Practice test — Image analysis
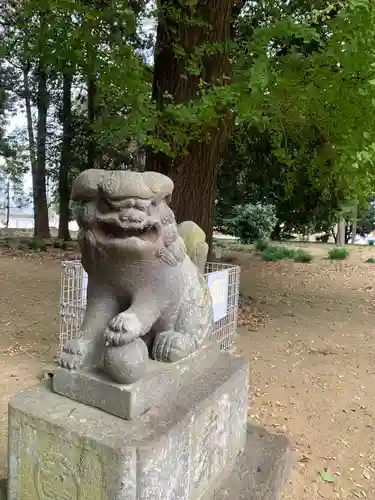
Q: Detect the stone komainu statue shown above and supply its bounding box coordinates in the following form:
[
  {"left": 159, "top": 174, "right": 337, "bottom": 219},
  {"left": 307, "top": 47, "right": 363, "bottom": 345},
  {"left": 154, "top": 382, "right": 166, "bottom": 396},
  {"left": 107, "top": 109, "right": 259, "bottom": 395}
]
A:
[{"left": 59, "top": 169, "right": 213, "bottom": 384}]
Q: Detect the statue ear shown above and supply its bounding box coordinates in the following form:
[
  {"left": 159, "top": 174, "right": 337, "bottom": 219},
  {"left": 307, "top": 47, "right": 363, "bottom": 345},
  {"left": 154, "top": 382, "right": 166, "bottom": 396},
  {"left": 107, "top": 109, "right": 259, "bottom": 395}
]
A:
[{"left": 71, "top": 169, "right": 107, "bottom": 202}]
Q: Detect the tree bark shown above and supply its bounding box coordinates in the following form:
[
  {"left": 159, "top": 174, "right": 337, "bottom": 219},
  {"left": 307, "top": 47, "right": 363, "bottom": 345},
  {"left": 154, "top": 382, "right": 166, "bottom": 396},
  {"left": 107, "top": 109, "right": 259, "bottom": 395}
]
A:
[
  {"left": 351, "top": 200, "right": 358, "bottom": 244},
  {"left": 87, "top": 75, "right": 97, "bottom": 169},
  {"left": 5, "top": 181, "right": 10, "bottom": 228},
  {"left": 32, "top": 61, "right": 51, "bottom": 238},
  {"left": 23, "top": 65, "right": 37, "bottom": 183},
  {"left": 337, "top": 217, "right": 346, "bottom": 245},
  {"left": 147, "top": 0, "right": 239, "bottom": 248},
  {"left": 23, "top": 64, "right": 50, "bottom": 238},
  {"left": 86, "top": 12, "right": 99, "bottom": 171},
  {"left": 58, "top": 71, "right": 73, "bottom": 240}
]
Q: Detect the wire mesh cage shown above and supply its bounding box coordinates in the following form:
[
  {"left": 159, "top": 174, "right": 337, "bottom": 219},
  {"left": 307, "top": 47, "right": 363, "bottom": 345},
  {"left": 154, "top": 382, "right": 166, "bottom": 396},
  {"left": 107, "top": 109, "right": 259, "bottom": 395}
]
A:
[{"left": 59, "top": 260, "right": 240, "bottom": 353}]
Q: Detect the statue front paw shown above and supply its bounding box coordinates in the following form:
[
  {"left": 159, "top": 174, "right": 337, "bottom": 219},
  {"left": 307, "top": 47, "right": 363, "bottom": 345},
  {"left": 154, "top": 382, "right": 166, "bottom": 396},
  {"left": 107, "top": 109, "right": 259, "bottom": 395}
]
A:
[
  {"left": 105, "top": 312, "right": 143, "bottom": 347},
  {"left": 152, "top": 331, "right": 192, "bottom": 363},
  {"left": 58, "top": 339, "right": 92, "bottom": 370}
]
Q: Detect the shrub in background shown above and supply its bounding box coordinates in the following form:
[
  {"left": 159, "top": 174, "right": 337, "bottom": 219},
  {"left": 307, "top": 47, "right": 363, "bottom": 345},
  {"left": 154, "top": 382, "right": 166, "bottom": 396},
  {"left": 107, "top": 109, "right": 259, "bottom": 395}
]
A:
[
  {"left": 328, "top": 247, "right": 349, "bottom": 260},
  {"left": 228, "top": 203, "right": 277, "bottom": 244},
  {"left": 293, "top": 250, "right": 313, "bottom": 263},
  {"left": 261, "top": 245, "right": 313, "bottom": 263},
  {"left": 255, "top": 238, "right": 269, "bottom": 251},
  {"left": 28, "top": 238, "right": 47, "bottom": 251},
  {"left": 261, "top": 245, "right": 296, "bottom": 261}
]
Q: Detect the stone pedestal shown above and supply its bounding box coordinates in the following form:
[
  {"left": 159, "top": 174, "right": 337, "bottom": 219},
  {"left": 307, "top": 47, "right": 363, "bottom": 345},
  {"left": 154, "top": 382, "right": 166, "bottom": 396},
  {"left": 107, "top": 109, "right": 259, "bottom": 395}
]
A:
[
  {"left": 7, "top": 344, "right": 294, "bottom": 500},
  {"left": 8, "top": 349, "right": 249, "bottom": 500},
  {"left": 52, "top": 342, "right": 223, "bottom": 420}
]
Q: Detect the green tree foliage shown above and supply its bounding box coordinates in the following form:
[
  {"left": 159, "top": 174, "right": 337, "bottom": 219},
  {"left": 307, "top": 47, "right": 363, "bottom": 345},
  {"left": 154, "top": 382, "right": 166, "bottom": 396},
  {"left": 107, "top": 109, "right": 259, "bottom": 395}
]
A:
[
  {"left": 216, "top": 123, "right": 344, "bottom": 236},
  {"left": 2, "top": 0, "right": 375, "bottom": 241},
  {"left": 248, "top": 1, "right": 375, "bottom": 203},
  {"left": 216, "top": 1, "right": 375, "bottom": 238},
  {"left": 356, "top": 200, "right": 375, "bottom": 236}
]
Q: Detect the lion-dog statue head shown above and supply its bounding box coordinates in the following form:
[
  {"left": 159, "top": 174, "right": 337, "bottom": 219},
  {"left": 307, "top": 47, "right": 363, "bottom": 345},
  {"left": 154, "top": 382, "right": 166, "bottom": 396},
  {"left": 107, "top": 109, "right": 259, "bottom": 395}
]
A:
[{"left": 71, "top": 169, "right": 188, "bottom": 269}]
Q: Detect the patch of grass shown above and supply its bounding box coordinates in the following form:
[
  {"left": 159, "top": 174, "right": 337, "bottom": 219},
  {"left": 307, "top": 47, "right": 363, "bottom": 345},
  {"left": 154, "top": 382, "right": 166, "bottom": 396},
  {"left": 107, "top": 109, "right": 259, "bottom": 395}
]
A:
[
  {"left": 235, "top": 243, "right": 253, "bottom": 252},
  {"left": 261, "top": 245, "right": 313, "bottom": 263},
  {"left": 261, "top": 248, "right": 283, "bottom": 261},
  {"left": 26, "top": 238, "right": 48, "bottom": 252},
  {"left": 328, "top": 247, "right": 349, "bottom": 260},
  {"left": 261, "top": 245, "right": 297, "bottom": 261},
  {"left": 255, "top": 238, "right": 269, "bottom": 252},
  {"left": 293, "top": 250, "right": 313, "bottom": 263},
  {"left": 280, "top": 246, "right": 299, "bottom": 259},
  {"left": 366, "top": 257, "right": 375, "bottom": 264},
  {"left": 52, "top": 239, "right": 68, "bottom": 250},
  {"left": 0, "top": 237, "right": 11, "bottom": 247},
  {"left": 16, "top": 242, "right": 29, "bottom": 251}
]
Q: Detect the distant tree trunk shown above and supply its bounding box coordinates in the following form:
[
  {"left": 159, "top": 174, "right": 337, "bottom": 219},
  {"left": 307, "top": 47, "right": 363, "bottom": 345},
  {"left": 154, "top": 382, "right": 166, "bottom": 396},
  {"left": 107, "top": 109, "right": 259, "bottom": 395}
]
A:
[
  {"left": 147, "top": 0, "right": 241, "bottom": 248},
  {"left": 23, "top": 65, "right": 37, "bottom": 181},
  {"left": 345, "top": 223, "right": 351, "bottom": 244},
  {"left": 5, "top": 181, "right": 10, "bottom": 228},
  {"left": 351, "top": 200, "right": 358, "bottom": 244},
  {"left": 351, "top": 219, "right": 357, "bottom": 243},
  {"left": 337, "top": 217, "right": 346, "bottom": 245},
  {"left": 58, "top": 71, "right": 73, "bottom": 241},
  {"left": 272, "top": 223, "right": 282, "bottom": 240},
  {"left": 31, "top": 61, "right": 51, "bottom": 239}
]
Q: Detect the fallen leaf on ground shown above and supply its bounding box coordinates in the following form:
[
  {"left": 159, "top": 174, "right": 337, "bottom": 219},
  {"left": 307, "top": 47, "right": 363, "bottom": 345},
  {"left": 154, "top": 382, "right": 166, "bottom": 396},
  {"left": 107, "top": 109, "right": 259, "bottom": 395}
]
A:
[{"left": 318, "top": 470, "right": 336, "bottom": 483}]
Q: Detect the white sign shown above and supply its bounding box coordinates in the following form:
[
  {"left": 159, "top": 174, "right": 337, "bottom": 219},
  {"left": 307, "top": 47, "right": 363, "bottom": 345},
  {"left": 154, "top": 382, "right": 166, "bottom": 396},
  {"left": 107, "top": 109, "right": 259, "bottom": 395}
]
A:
[
  {"left": 207, "top": 270, "right": 229, "bottom": 322},
  {"left": 81, "top": 270, "right": 88, "bottom": 306}
]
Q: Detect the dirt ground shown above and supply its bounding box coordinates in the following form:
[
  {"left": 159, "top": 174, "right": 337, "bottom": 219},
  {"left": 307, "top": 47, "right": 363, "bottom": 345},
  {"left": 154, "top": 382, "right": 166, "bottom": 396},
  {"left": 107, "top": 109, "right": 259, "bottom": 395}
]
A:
[
  {"left": 235, "top": 244, "right": 375, "bottom": 500},
  {"left": 0, "top": 244, "right": 375, "bottom": 500}
]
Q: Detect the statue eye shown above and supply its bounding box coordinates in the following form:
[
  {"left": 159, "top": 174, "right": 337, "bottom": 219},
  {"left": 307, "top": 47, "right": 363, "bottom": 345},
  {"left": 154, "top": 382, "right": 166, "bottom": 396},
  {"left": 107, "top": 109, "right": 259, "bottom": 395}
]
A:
[{"left": 98, "top": 198, "right": 111, "bottom": 213}]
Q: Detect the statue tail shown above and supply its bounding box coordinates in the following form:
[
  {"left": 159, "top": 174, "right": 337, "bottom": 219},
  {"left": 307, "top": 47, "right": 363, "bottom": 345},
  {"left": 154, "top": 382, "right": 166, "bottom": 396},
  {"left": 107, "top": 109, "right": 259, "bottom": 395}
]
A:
[{"left": 177, "top": 221, "right": 209, "bottom": 274}]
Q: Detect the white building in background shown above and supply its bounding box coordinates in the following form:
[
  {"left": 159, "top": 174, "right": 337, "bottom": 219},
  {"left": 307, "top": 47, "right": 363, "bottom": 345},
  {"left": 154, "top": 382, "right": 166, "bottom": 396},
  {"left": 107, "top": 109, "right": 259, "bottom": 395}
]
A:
[
  {"left": 0, "top": 204, "right": 79, "bottom": 232},
  {"left": 0, "top": 205, "right": 35, "bottom": 229}
]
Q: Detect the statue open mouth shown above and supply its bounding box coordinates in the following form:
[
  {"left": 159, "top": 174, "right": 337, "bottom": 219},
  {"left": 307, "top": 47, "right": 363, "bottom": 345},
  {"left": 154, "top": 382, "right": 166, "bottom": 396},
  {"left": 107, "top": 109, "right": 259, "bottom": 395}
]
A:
[{"left": 102, "top": 222, "right": 160, "bottom": 243}]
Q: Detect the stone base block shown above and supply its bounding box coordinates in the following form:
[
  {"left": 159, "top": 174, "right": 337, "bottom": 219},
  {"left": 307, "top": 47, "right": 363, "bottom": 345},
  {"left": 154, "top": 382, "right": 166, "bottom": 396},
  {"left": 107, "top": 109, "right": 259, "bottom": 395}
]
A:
[
  {"left": 4, "top": 423, "right": 294, "bottom": 500},
  {"left": 208, "top": 425, "right": 294, "bottom": 500},
  {"left": 8, "top": 350, "right": 248, "bottom": 500},
  {"left": 52, "top": 341, "right": 222, "bottom": 420}
]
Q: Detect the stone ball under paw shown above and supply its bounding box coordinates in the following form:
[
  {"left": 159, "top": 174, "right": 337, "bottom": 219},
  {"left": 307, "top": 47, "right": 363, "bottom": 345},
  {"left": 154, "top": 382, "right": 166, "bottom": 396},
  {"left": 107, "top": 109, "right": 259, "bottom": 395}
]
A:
[{"left": 103, "top": 338, "right": 149, "bottom": 384}]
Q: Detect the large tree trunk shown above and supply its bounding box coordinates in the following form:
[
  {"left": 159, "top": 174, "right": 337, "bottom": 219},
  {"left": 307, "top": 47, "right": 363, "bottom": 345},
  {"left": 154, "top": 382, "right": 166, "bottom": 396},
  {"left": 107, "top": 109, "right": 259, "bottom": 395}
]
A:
[
  {"left": 58, "top": 71, "right": 73, "bottom": 241},
  {"left": 87, "top": 75, "right": 97, "bottom": 169},
  {"left": 147, "top": 0, "right": 239, "bottom": 247},
  {"left": 33, "top": 61, "right": 51, "bottom": 238},
  {"left": 86, "top": 18, "right": 98, "bottom": 171},
  {"left": 148, "top": 135, "right": 229, "bottom": 248}
]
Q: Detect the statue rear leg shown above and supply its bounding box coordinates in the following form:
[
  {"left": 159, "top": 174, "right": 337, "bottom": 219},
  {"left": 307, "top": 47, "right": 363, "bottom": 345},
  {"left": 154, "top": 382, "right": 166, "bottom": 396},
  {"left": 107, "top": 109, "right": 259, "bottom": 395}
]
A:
[
  {"left": 152, "top": 282, "right": 213, "bottom": 363},
  {"left": 151, "top": 331, "right": 198, "bottom": 362}
]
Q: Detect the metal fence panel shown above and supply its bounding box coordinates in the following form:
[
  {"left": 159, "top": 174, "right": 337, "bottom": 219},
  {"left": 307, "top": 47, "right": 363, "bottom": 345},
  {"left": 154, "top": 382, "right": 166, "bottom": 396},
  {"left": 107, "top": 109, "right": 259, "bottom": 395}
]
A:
[{"left": 60, "top": 260, "right": 240, "bottom": 353}]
